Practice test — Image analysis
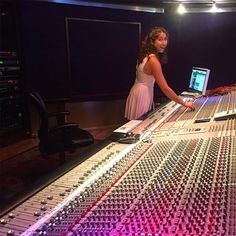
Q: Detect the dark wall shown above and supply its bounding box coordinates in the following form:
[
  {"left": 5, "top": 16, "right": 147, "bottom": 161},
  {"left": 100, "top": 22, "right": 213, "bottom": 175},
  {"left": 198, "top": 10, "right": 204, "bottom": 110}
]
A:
[
  {"left": 161, "top": 13, "right": 236, "bottom": 95},
  {"left": 67, "top": 18, "right": 140, "bottom": 100},
  {"left": 18, "top": 1, "right": 142, "bottom": 100},
  {"left": 17, "top": 1, "right": 236, "bottom": 100},
  {"left": 0, "top": 1, "right": 18, "bottom": 51}
]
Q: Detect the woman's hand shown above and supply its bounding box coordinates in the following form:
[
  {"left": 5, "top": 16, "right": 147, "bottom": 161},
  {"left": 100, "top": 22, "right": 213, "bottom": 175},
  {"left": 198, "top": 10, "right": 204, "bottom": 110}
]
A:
[{"left": 184, "top": 101, "right": 196, "bottom": 111}]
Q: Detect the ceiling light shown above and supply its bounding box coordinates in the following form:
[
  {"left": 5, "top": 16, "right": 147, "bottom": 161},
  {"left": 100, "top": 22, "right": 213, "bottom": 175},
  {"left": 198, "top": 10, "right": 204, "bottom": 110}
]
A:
[
  {"left": 210, "top": 2, "right": 218, "bottom": 13},
  {"left": 177, "top": 3, "right": 186, "bottom": 14}
]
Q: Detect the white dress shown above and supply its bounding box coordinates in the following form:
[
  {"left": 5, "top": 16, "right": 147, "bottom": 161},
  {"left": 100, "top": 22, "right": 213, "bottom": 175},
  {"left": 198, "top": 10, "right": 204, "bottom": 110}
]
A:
[{"left": 125, "top": 55, "right": 155, "bottom": 120}]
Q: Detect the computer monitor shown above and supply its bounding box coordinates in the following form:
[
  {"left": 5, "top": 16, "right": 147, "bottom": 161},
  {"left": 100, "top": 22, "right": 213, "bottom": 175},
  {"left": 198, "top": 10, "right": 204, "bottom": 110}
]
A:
[{"left": 188, "top": 67, "right": 210, "bottom": 95}]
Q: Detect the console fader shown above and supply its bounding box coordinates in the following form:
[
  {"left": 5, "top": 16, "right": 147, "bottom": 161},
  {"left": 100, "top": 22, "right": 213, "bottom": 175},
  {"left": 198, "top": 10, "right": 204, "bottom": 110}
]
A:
[{"left": 0, "top": 92, "right": 236, "bottom": 236}]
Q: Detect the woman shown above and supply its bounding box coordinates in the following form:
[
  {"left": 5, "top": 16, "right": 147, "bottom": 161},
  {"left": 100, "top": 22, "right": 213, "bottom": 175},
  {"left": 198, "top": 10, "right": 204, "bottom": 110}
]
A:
[{"left": 125, "top": 26, "right": 195, "bottom": 120}]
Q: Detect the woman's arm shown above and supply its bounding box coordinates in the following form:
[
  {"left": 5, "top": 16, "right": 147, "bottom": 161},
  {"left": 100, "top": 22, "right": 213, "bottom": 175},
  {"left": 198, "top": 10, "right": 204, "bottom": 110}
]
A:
[{"left": 148, "top": 56, "right": 195, "bottom": 110}]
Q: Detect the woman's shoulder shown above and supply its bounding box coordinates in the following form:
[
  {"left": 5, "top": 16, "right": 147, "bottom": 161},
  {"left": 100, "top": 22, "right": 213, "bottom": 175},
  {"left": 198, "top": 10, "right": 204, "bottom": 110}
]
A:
[
  {"left": 148, "top": 53, "right": 156, "bottom": 57},
  {"left": 143, "top": 54, "right": 157, "bottom": 63},
  {"left": 147, "top": 54, "right": 161, "bottom": 70},
  {"left": 148, "top": 54, "right": 159, "bottom": 63},
  {"left": 139, "top": 54, "right": 157, "bottom": 68}
]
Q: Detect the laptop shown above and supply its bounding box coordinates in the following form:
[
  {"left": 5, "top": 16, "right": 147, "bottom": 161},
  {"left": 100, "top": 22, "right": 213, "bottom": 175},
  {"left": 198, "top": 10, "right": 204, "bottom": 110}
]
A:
[{"left": 181, "top": 67, "right": 210, "bottom": 98}]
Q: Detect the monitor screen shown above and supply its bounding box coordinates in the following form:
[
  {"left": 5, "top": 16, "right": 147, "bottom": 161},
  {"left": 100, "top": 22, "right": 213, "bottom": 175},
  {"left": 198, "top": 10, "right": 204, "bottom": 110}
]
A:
[{"left": 188, "top": 67, "right": 210, "bottom": 95}]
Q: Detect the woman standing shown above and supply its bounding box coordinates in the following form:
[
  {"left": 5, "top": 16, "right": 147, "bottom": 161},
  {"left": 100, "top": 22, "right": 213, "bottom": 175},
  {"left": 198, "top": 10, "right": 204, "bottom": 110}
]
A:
[{"left": 125, "top": 26, "right": 195, "bottom": 120}]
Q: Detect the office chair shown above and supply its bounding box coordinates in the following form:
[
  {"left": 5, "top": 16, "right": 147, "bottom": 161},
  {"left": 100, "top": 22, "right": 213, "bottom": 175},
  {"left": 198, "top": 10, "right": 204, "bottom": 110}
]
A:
[{"left": 26, "top": 90, "right": 94, "bottom": 163}]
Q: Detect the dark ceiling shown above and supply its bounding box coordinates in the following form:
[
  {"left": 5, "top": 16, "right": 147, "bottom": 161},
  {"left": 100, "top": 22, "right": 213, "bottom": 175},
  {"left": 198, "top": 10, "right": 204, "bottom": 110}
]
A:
[{"left": 77, "top": 0, "right": 236, "bottom": 13}]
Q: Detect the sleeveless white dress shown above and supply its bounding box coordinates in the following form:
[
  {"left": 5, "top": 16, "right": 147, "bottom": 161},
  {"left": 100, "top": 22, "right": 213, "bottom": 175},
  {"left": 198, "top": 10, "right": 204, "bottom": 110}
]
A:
[{"left": 125, "top": 55, "right": 155, "bottom": 120}]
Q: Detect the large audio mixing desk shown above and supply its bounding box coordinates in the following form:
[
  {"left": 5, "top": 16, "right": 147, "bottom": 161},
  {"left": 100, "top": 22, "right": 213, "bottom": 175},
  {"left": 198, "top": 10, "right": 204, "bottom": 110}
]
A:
[{"left": 0, "top": 92, "right": 236, "bottom": 236}]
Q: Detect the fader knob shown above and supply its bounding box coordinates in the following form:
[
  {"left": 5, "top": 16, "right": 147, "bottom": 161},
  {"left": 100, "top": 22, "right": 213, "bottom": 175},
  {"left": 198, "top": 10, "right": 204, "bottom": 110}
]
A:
[
  {"left": 7, "top": 230, "right": 14, "bottom": 236},
  {"left": 41, "top": 200, "right": 47, "bottom": 204},
  {"left": 8, "top": 213, "right": 15, "bottom": 219},
  {"left": 40, "top": 206, "right": 47, "bottom": 211},
  {"left": 34, "top": 211, "right": 41, "bottom": 217},
  {"left": 41, "top": 224, "right": 47, "bottom": 231}
]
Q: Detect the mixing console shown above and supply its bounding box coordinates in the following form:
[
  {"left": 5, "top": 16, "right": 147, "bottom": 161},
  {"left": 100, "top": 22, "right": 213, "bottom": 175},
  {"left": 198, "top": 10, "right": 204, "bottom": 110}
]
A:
[{"left": 0, "top": 92, "right": 236, "bottom": 236}]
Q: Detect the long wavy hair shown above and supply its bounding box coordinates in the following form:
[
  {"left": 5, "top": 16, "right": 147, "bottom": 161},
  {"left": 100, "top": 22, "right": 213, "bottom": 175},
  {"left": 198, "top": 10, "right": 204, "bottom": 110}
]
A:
[{"left": 137, "top": 26, "right": 168, "bottom": 65}]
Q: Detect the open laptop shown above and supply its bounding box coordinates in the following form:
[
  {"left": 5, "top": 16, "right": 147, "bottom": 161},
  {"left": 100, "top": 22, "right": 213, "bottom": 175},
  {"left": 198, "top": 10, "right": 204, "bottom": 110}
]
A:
[{"left": 181, "top": 67, "right": 210, "bottom": 98}]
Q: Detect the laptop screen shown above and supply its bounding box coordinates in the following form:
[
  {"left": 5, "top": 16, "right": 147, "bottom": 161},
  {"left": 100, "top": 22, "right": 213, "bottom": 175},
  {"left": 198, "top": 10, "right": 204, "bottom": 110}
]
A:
[{"left": 188, "top": 67, "right": 210, "bottom": 95}]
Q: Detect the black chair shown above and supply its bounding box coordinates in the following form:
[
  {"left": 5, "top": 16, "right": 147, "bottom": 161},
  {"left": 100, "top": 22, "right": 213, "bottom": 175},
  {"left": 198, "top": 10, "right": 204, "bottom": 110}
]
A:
[{"left": 26, "top": 90, "right": 94, "bottom": 163}]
